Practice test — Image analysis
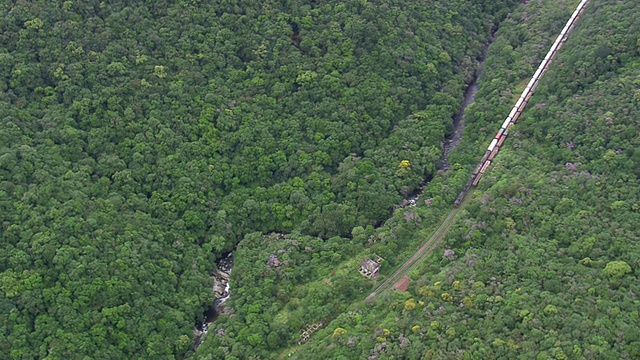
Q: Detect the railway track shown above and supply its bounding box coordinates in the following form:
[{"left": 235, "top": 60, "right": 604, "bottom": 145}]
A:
[
  {"left": 366, "top": 0, "right": 589, "bottom": 301},
  {"left": 366, "top": 195, "right": 468, "bottom": 301},
  {"left": 289, "top": 1, "right": 591, "bottom": 351}
]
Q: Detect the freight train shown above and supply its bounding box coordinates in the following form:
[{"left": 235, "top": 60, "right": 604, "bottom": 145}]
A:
[{"left": 453, "top": 0, "right": 589, "bottom": 208}]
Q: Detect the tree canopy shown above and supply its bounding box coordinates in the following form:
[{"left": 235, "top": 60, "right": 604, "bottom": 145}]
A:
[
  {"left": 0, "top": 0, "right": 519, "bottom": 358},
  {"left": 261, "top": 0, "right": 640, "bottom": 358}
]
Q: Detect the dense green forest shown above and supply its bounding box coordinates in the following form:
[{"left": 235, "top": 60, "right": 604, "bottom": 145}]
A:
[
  {"left": 2, "top": 0, "right": 637, "bottom": 359},
  {"left": 210, "top": 0, "right": 639, "bottom": 358},
  {"left": 0, "top": 0, "right": 523, "bottom": 358}
]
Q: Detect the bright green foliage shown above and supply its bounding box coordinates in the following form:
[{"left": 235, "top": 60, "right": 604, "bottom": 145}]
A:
[
  {"left": 0, "top": 0, "right": 519, "bottom": 357},
  {"left": 269, "top": 0, "right": 640, "bottom": 359},
  {"left": 544, "top": 305, "right": 558, "bottom": 315},
  {"left": 2, "top": 0, "right": 637, "bottom": 358},
  {"left": 603, "top": 261, "right": 632, "bottom": 278},
  {"left": 403, "top": 299, "right": 416, "bottom": 311},
  {"left": 332, "top": 327, "right": 347, "bottom": 338},
  {"left": 195, "top": 232, "right": 369, "bottom": 358}
]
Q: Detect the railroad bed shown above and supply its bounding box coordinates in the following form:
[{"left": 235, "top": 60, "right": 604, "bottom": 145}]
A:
[{"left": 369, "top": 0, "right": 590, "bottom": 301}]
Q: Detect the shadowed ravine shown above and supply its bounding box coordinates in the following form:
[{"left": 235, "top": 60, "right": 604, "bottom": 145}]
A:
[
  {"left": 440, "top": 81, "right": 478, "bottom": 171},
  {"left": 193, "top": 35, "right": 493, "bottom": 348}
]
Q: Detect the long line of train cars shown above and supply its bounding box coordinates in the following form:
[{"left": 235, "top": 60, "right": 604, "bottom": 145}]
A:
[{"left": 454, "top": 0, "right": 589, "bottom": 207}]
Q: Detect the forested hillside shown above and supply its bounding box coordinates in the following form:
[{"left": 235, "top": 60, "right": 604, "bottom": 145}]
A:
[
  {"left": 0, "top": 0, "right": 520, "bottom": 358},
  {"left": 265, "top": 0, "right": 639, "bottom": 358}
]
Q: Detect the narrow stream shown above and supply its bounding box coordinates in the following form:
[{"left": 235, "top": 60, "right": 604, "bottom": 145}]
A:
[
  {"left": 404, "top": 50, "right": 487, "bottom": 205},
  {"left": 403, "top": 77, "right": 480, "bottom": 206},
  {"left": 440, "top": 33, "right": 493, "bottom": 171},
  {"left": 192, "top": 33, "right": 495, "bottom": 348},
  {"left": 439, "top": 81, "right": 479, "bottom": 171},
  {"left": 402, "top": 31, "right": 496, "bottom": 207},
  {"left": 193, "top": 253, "right": 233, "bottom": 348}
]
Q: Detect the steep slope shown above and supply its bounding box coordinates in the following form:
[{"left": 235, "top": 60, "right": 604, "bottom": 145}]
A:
[
  {"left": 0, "top": 1, "right": 518, "bottom": 358},
  {"left": 272, "top": 0, "right": 640, "bottom": 359}
]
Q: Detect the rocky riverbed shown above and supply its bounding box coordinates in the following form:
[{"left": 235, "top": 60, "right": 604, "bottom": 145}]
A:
[
  {"left": 192, "top": 32, "right": 495, "bottom": 348},
  {"left": 193, "top": 253, "right": 233, "bottom": 348}
]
